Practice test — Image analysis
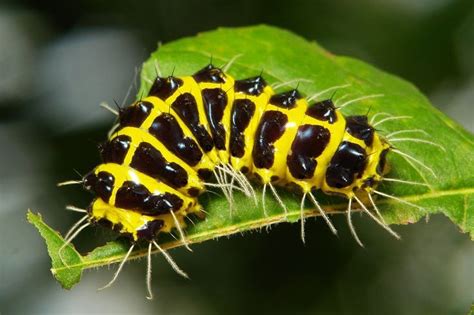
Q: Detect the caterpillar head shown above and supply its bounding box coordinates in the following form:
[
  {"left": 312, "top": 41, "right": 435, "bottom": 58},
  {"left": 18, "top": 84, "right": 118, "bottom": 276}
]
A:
[{"left": 81, "top": 168, "right": 191, "bottom": 241}]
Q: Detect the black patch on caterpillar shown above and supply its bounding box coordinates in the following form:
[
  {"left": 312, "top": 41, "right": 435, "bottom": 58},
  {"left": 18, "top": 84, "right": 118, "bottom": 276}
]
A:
[
  {"left": 149, "top": 113, "right": 203, "bottom": 166},
  {"left": 130, "top": 142, "right": 188, "bottom": 189},
  {"left": 83, "top": 171, "right": 115, "bottom": 203},
  {"left": 253, "top": 110, "right": 288, "bottom": 169},
  {"left": 306, "top": 100, "right": 337, "bottom": 124},
  {"left": 377, "top": 148, "right": 390, "bottom": 175},
  {"left": 326, "top": 141, "right": 367, "bottom": 188},
  {"left": 115, "top": 180, "right": 150, "bottom": 210},
  {"left": 287, "top": 154, "right": 317, "bottom": 180},
  {"left": 137, "top": 219, "right": 165, "bottom": 241},
  {"left": 287, "top": 125, "right": 331, "bottom": 179},
  {"left": 148, "top": 76, "right": 183, "bottom": 100},
  {"left": 115, "top": 181, "right": 183, "bottom": 215},
  {"left": 143, "top": 193, "right": 184, "bottom": 215},
  {"left": 269, "top": 89, "right": 301, "bottom": 109},
  {"left": 99, "top": 135, "right": 131, "bottom": 164},
  {"left": 95, "top": 217, "right": 114, "bottom": 230},
  {"left": 187, "top": 187, "right": 200, "bottom": 197},
  {"left": 95, "top": 172, "right": 114, "bottom": 203},
  {"left": 193, "top": 64, "right": 226, "bottom": 83},
  {"left": 202, "top": 88, "right": 228, "bottom": 150},
  {"left": 362, "top": 176, "right": 378, "bottom": 188},
  {"left": 234, "top": 76, "right": 267, "bottom": 96},
  {"left": 171, "top": 93, "right": 214, "bottom": 152},
  {"left": 197, "top": 168, "right": 212, "bottom": 180},
  {"left": 230, "top": 99, "right": 256, "bottom": 158},
  {"left": 346, "top": 115, "right": 374, "bottom": 146},
  {"left": 119, "top": 101, "right": 153, "bottom": 127}
]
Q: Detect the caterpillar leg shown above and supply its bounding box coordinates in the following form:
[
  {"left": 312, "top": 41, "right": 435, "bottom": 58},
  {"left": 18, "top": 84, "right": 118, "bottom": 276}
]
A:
[
  {"left": 385, "top": 128, "right": 429, "bottom": 138},
  {"left": 372, "top": 115, "right": 412, "bottom": 127},
  {"left": 212, "top": 168, "right": 234, "bottom": 212},
  {"left": 373, "top": 190, "right": 425, "bottom": 211},
  {"left": 214, "top": 164, "right": 258, "bottom": 206},
  {"left": 57, "top": 180, "right": 83, "bottom": 187},
  {"left": 347, "top": 193, "right": 404, "bottom": 247},
  {"left": 222, "top": 54, "right": 243, "bottom": 72},
  {"left": 337, "top": 94, "right": 384, "bottom": 109},
  {"left": 262, "top": 183, "right": 268, "bottom": 217},
  {"left": 391, "top": 149, "right": 436, "bottom": 178},
  {"left": 153, "top": 59, "right": 162, "bottom": 77},
  {"left": 146, "top": 240, "right": 189, "bottom": 300},
  {"left": 386, "top": 130, "right": 446, "bottom": 169},
  {"left": 64, "top": 214, "right": 88, "bottom": 239},
  {"left": 145, "top": 242, "right": 153, "bottom": 300},
  {"left": 58, "top": 220, "right": 91, "bottom": 267},
  {"left": 237, "top": 169, "right": 258, "bottom": 205},
  {"left": 346, "top": 198, "right": 364, "bottom": 247},
  {"left": 333, "top": 93, "right": 354, "bottom": 105},
  {"left": 389, "top": 138, "right": 445, "bottom": 152},
  {"left": 98, "top": 244, "right": 135, "bottom": 291},
  {"left": 169, "top": 210, "right": 192, "bottom": 252},
  {"left": 121, "top": 65, "right": 140, "bottom": 107},
  {"left": 65, "top": 205, "right": 88, "bottom": 213},
  {"left": 221, "top": 164, "right": 256, "bottom": 201},
  {"left": 271, "top": 78, "right": 313, "bottom": 90},
  {"left": 370, "top": 112, "right": 392, "bottom": 124},
  {"left": 99, "top": 102, "right": 119, "bottom": 115},
  {"left": 306, "top": 83, "right": 351, "bottom": 102},
  {"left": 299, "top": 191, "right": 338, "bottom": 243},
  {"left": 367, "top": 193, "right": 386, "bottom": 224},
  {"left": 100, "top": 65, "right": 139, "bottom": 117},
  {"left": 308, "top": 192, "right": 338, "bottom": 236},
  {"left": 382, "top": 177, "right": 430, "bottom": 187},
  {"left": 152, "top": 241, "right": 189, "bottom": 279},
  {"left": 268, "top": 182, "right": 288, "bottom": 218},
  {"left": 299, "top": 193, "right": 307, "bottom": 243},
  {"left": 204, "top": 182, "right": 248, "bottom": 194},
  {"left": 217, "top": 165, "right": 240, "bottom": 215},
  {"left": 353, "top": 195, "right": 400, "bottom": 240}
]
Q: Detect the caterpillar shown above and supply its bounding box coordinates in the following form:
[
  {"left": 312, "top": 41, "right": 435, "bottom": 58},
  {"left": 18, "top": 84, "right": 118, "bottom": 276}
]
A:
[{"left": 59, "top": 57, "right": 439, "bottom": 299}]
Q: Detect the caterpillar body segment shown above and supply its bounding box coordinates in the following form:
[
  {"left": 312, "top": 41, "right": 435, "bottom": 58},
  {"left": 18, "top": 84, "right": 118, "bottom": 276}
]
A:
[
  {"left": 89, "top": 198, "right": 186, "bottom": 240},
  {"left": 229, "top": 76, "right": 274, "bottom": 173},
  {"left": 109, "top": 126, "right": 205, "bottom": 195}
]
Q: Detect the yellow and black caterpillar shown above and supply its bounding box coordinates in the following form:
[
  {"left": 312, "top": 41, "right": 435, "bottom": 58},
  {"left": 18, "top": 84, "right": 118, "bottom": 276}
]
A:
[
  {"left": 61, "top": 62, "right": 432, "bottom": 298},
  {"left": 81, "top": 63, "right": 391, "bottom": 241}
]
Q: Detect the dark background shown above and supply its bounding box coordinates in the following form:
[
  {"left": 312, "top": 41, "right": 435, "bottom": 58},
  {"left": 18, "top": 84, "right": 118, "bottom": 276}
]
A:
[{"left": 0, "top": 0, "right": 473, "bottom": 314}]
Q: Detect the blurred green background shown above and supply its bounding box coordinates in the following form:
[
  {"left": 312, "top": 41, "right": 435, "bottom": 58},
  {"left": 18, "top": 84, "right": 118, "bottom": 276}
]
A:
[{"left": 0, "top": 0, "right": 473, "bottom": 314}]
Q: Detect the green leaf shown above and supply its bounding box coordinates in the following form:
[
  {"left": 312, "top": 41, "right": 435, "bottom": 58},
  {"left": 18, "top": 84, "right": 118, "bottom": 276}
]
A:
[
  {"left": 27, "top": 211, "right": 83, "bottom": 289},
  {"left": 29, "top": 25, "right": 474, "bottom": 289}
]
